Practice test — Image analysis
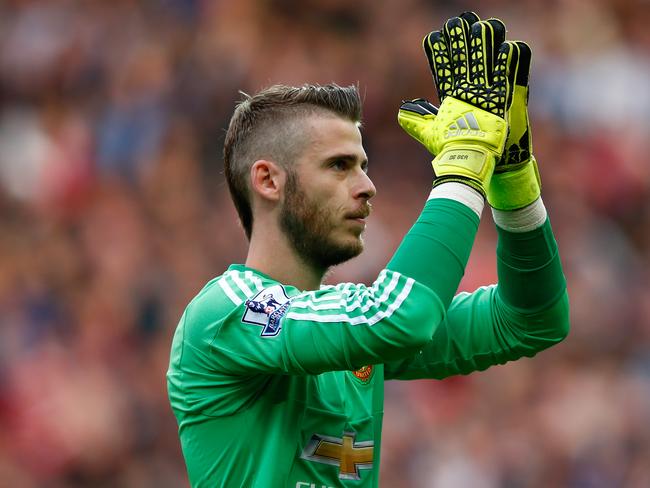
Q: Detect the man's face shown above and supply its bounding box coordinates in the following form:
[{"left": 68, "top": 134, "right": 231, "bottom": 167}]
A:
[{"left": 279, "top": 114, "right": 376, "bottom": 271}]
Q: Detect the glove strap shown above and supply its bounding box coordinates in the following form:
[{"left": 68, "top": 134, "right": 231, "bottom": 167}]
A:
[
  {"left": 432, "top": 146, "right": 495, "bottom": 197},
  {"left": 488, "top": 157, "right": 541, "bottom": 210}
]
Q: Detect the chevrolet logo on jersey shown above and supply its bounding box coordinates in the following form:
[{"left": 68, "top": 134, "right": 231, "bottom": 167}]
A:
[{"left": 300, "top": 431, "right": 374, "bottom": 480}]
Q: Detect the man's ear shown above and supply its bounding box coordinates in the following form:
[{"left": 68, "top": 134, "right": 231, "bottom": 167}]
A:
[{"left": 250, "top": 159, "right": 285, "bottom": 202}]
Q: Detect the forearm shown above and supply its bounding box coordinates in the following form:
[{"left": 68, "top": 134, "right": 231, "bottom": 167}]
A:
[
  {"left": 387, "top": 183, "right": 483, "bottom": 309},
  {"left": 493, "top": 198, "right": 567, "bottom": 310},
  {"left": 385, "top": 285, "right": 569, "bottom": 380},
  {"left": 204, "top": 185, "right": 486, "bottom": 377},
  {"left": 385, "top": 198, "right": 570, "bottom": 380},
  {"left": 289, "top": 186, "right": 485, "bottom": 374}
]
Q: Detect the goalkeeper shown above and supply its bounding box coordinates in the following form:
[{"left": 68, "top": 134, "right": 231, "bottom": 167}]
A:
[{"left": 167, "top": 12, "right": 569, "bottom": 488}]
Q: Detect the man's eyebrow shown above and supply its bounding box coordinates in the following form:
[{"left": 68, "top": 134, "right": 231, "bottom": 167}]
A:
[{"left": 326, "top": 154, "right": 369, "bottom": 168}]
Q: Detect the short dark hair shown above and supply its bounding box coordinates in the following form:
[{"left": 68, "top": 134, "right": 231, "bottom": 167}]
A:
[{"left": 223, "top": 83, "right": 362, "bottom": 239}]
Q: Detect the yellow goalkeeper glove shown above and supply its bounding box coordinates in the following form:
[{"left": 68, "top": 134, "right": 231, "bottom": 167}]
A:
[
  {"left": 487, "top": 41, "right": 542, "bottom": 210},
  {"left": 398, "top": 13, "right": 513, "bottom": 196}
]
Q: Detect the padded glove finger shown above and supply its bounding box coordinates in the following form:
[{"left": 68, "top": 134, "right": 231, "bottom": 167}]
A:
[
  {"left": 469, "top": 19, "right": 506, "bottom": 86},
  {"left": 423, "top": 12, "right": 479, "bottom": 102},
  {"left": 488, "top": 40, "right": 541, "bottom": 210}
]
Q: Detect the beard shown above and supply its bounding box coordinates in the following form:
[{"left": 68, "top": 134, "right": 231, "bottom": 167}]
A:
[{"left": 279, "top": 171, "right": 364, "bottom": 271}]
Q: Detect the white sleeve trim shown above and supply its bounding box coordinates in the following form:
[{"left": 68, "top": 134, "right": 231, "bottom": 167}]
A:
[
  {"left": 492, "top": 197, "right": 547, "bottom": 233},
  {"left": 427, "top": 182, "right": 484, "bottom": 218},
  {"left": 286, "top": 270, "right": 415, "bottom": 326}
]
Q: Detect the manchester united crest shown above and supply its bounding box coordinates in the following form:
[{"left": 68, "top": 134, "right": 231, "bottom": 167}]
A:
[{"left": 351, "top": 365, "right": 373, "bottom": 384}]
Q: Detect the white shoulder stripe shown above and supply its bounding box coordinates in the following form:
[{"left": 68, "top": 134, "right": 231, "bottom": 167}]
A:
[
  {"left": 291, "top": 269, "right": 400, "bottom": 314},
  {"left": 290, "top": 299, "right": 346, "bottom": 311},
  {"left": 354, "top": 271, "right": 400, "bottom": 314},
  {"left": 244, "top": 271, "right": 264, "bottom": 292},
  {"left": 230, "top": 270, "right": 254, "bottom": 297},
  {"left": 295, "top": 270, "right": 389, "bottom": 306},
  {"left": 368, "top": 277, "right": 414, "bottom": 325},
  {"left": 290, "top": 271, "right": 401, "bottom": 314},
  {"left": 286, "top": 277, "right": 414, "bottom": 325},
  {"left": 301, "top": 290, "right": 345, "bottom": 303},
  {"left": 218, "top": 277, "right": 243, "bottom": 305}
]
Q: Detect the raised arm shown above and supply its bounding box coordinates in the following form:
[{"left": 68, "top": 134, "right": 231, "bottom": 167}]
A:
[
  {"left": 385, "top": 203, "right": 569, "bottom": 380},
  {"left": 182, "top": 13, "right": 521, "bottom": 376},
  {"left": 388, "top": 13, "right": 569, "bottom": 380}
]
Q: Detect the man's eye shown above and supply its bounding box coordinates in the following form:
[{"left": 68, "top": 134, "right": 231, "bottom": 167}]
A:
[{"left": 331, "top": 160, "right": 347, "bottom": 170}]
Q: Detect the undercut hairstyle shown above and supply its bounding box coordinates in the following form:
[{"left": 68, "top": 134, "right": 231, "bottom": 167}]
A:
[{"left": 223, "top": 83, "right": 362, "bottom": 240}]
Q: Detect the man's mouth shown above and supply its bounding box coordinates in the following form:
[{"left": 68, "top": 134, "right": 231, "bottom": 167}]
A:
[
  {"left": 345, "top": 207, "right": 371, "bottom": 226},
  {"left": 345, "top": 204, "right": 372, "bottom": 221},
  {"left": 346, "top": 212, "right": 369, "bottom": 221}
]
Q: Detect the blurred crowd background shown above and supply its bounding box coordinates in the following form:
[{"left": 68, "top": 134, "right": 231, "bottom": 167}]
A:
[{"left": 0, "top": 0, "right": 649, "bottom": 486}]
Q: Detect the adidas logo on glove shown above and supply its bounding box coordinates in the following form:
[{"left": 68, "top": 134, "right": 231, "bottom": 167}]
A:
[{"left": 445, "top": 112, "right": 486, "bottom": 139}]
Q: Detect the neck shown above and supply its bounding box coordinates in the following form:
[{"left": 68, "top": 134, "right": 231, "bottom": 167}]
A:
[{"left": 246, "top": 224, "right": 325, "bottom": 291}]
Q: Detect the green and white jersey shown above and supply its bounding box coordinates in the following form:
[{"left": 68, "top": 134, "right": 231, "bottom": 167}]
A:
[
  {"left": 167, "top": 201, "right": 570, "bottom": 488},
  {"left": 167, "top": 265, "right": 442, "bottom": 488}
]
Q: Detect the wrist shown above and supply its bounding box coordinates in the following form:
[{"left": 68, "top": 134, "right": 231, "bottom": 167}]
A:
[
  {"left": 429, "top": 181, "right": 485, "bottom": 218},
  {"left": 432, "top": 145, "right": 498, "bottom": 197},
  {"left": 488, "top": 156, "right": 541, "bottom": 210},
  {"left": 492, "top": 197, "right": 547, "bottom": 233}
]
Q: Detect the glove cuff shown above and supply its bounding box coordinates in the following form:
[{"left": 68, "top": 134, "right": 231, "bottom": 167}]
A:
[
  {"left": 429, "top": 181, "right": 485, "bottom": 218},
  {"left": 488, "top": 156, "right": 541, "bottom": 210},
  {"left": 432, "top": 146, "right": 497, "bottom": 196},
  {"left": 432, "top": 175, "right": 487, "bottom": 197}
]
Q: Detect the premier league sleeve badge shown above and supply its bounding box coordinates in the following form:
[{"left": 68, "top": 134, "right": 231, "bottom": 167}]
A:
[{"left": 242, "top": 285, "right": 292, "bottom": 337}]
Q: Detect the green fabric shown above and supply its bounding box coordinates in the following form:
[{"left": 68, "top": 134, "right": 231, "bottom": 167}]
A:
[
  {"left": 168, "top": 266, "right": 437, "bottom": 487},
  {"left": 496, "top": 218, "right": 566, "bottom": 309},
  {"left": 387, "top": 197, "right": 480, "bottom": 308},
  {"left": 488, "top": 157, "right": 542, "bottom": 210},
  {"left": 384, "top": 286, "right": 569, "bottom": 380},
  {"left": 167, "top": 203, "right": 569, "bottom": 487},
  {"left": 384, "top": 218, "right": 569, "bottom": 380}
]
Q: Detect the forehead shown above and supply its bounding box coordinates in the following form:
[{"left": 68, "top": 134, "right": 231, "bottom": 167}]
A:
[{"left": 297, "top": 114, "right": 365, "bottom": 163}]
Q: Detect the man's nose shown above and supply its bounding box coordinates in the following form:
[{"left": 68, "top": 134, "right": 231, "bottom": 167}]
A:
[{"left": 354, "top": 170, "right": 377, "bottom": 200}]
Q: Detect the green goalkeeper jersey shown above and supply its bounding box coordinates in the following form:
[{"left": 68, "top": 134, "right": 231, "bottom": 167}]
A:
[{"left": 167, "top": 199, "right": 569, "bottom": 487}]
